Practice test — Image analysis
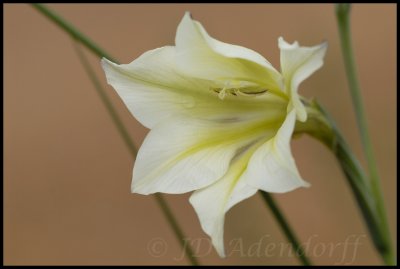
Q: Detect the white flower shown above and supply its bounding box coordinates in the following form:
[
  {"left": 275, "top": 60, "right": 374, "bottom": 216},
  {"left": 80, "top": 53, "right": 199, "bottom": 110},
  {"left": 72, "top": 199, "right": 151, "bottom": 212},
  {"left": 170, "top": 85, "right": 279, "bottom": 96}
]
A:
[{"left": 101, "top": 12, "right": 327, "bottom": 257}]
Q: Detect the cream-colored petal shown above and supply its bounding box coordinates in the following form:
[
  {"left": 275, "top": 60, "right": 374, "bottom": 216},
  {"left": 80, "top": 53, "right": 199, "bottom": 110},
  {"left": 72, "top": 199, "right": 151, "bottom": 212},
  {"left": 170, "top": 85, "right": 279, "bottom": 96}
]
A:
[
  {"left": 189, "top": 142, "right": 261, "bottom": 257},
  {"left": 244, "top": 110, "right": 310, "bottom": 192},
  {"left": 102, "top": 46, "right": 287, "bottom": 129},
  {"left": 189, "top": 112, "right": 308, "bottom": 257},
  {"left": 102, "top": 47, "right": 197, "bottom": 129},
  {"left": 132, "top": 114, "right": 281, "bottom": 195},
  {"left": 279, "top": 37, "right": 327, "bottom": 122},
  {"left": 175, "top": 12, "right": 283, "bottom": 93}
]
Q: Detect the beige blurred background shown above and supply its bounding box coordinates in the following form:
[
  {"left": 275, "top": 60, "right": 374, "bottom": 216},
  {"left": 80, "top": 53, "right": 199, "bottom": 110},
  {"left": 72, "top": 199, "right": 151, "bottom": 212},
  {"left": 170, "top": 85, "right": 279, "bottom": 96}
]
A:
[{"left": 4, "top": 4, "right": 396, "bottom": 265}]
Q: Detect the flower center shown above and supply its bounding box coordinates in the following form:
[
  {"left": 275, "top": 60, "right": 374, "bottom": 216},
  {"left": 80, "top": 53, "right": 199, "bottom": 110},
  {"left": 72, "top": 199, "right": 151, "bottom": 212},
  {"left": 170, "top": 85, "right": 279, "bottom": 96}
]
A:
[{"left": 210, "top": 80, "right": 268, "bottom": 100}]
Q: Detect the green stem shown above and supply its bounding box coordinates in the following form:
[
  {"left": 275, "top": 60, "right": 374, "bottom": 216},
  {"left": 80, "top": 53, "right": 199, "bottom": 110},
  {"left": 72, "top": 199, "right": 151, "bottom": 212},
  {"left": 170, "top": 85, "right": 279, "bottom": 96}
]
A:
[
  {"left": 335, "top": 4, "right": 394, "bottom": 265},
  {"left": 72, "top": 42, "right": 137, "bottom": 157},
  {"left": 295, "top": 101, "right": 395, "bottom": 265},
  {"left": 154, "top": 194, "right": 199, "bottom": 265},
  {"left": 259, "top": 192, "right": 311, "bottom": 265},
  {"left": 32, "top": 4, "right": 116, "bottom": 63},
  {"left": 70, "top": 27, "right": 199, "bottom": 265}
]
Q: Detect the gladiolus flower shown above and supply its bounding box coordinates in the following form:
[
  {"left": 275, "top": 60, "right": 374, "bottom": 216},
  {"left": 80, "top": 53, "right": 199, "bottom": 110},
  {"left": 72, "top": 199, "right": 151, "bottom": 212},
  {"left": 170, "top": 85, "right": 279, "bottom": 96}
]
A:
[{"left": 102, "top": 12, "right": 327, "bottom": 257}]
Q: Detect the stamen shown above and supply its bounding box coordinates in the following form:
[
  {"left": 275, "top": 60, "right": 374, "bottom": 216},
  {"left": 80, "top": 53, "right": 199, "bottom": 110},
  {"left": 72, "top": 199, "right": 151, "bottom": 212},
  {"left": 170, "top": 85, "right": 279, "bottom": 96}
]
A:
[
  {"left": 218, "top": 88, "right": 228, "bottom": 100},
  {"left": 209, "top": 79, "right": 269, "bottom": 99},
  {"left": 236, "top": 89, "right": 268, "bottom": 97}
]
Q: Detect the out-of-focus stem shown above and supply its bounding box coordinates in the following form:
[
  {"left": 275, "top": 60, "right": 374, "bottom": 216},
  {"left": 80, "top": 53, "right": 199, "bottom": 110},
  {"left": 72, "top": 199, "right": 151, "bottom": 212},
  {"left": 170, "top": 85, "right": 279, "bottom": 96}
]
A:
[
  {"left": 296, "top": 100, "right": 394, "bottom": 265},
  {"left": 73, "top": 42, "right": 199, "bottom": 265},
  {"left": 32, "top": 4, "right": 116, "bottom": 63},
  {"left": 259, "top": 192, "right": 312, "bottom": 265},
  {"left": 335, "top": 4, "right": 394, "bottom": 265}
]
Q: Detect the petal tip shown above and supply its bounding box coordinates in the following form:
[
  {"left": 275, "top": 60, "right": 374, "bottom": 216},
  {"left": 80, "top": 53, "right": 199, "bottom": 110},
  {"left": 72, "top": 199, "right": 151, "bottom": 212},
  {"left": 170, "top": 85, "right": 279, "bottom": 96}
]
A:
[
  {"left": 130, "top": 184, "right": 139, "bottom": 194},
  {"left": 300, "top": 179, "right": 311, "bottom": 188},
  {"left": 212, "top": 235, "right": 227, "bottom": 258},
  {"left": 319, "top": 41, "right": 328, "bottom": 55},
  {"left": 100, "top": 57, "right": 113, "bottom": 66},
  {"left": 216, "top": 248, "right": 226, "bottom": 258},
  {"left": 100, "top": 58, "right": 114, "bottom": 84},
  {"left": 315, "top": 40, "right": 328, "bottom": 54},
  {"left": 184, "top": 11, "right": 192, "bottom": 19},
  {"left": 100, "top": 57, "right": 109, "bottom": 68},
  {"left": 278, "top": 37, "right": 299, "bottom": 49},
  {"left": 100, "top": 57, "right": 117, "bottom": 74},
  {"left": 131, "top": 182, "right": 151, "bottom": 195},
  {"left": 181, "top": 11, "right": 194, "bottom": 24}
]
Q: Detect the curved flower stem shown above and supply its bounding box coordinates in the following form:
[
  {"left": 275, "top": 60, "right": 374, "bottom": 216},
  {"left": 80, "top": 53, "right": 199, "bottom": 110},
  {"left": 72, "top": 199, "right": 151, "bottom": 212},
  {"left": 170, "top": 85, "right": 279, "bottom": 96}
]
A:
[
  {"left": 73, "top": 41, "right": 199, "bottom": 265},
  {"left": 259, "top": 192, "right": 311, "bottom": 265},
  {"left": 296, "top": 101, "right": 395, "bottom": 265},
  {"left": 32, "top": 4, "right": 116, "bottom": 63},
  {"left": 335, "top": 4, "right": 394, "bottom": 265},
  {"left": 72, "top": 42, "right": 137, "bottom": 157}
]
